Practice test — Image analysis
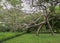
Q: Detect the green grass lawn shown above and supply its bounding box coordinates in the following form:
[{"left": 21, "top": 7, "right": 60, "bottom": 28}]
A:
[
  {"left": 3, "top": 33, "right": 60, "bottom": 43},
  {"left": 0, "top": 32, "right": 21, "bottom": 41}
]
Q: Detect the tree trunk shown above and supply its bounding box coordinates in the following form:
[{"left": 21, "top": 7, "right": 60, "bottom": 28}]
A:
[
  {"left": 47, "top": 18, "right": 54, "bottom": 35},
  {"left": 36, "top": 24, "right": 43, "bottom": 36}
]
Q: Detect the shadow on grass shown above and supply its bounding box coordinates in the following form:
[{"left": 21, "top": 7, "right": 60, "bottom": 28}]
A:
[
  {"left": 0, "top": 32, "right": 60, "bottom": 43},
  {"left": 0, "top": 32, "right": 26, "bottom": 43}
]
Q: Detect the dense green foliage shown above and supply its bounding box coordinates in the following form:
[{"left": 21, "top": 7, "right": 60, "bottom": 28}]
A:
[
  {"left": 0, "top": 7, "right": 60, "bottom": 32},
  {"left": 0, "top": 0, "right": 60, "bottom": 33},
  {"left": 7, "top": 0, "right": 21, "bottom": 6}
]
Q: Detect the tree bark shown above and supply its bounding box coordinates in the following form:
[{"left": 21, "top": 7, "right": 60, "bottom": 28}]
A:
[
  {"left": 46, "top": 18, "right": 54, "bottom": 35},
  {"left": 36, "top": 24, "right": 44, "bottom": 36}
]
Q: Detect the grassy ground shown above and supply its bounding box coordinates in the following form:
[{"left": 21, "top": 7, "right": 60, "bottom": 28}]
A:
[
  {"left": 0, "top": 32, "right": 21, "bottom": 41},
  {"left": 3, "top": 33, "right": 60, "bottom": 43}
]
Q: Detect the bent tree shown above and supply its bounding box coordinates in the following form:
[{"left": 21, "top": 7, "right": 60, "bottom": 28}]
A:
[
  {"left": 4, "top": 0, "right": 60, "bottom": 35},
  {"left": 25, "top": 0, "right": 60, "bottom": 36}
]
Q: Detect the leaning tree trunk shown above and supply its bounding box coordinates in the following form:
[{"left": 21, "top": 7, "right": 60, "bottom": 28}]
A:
[
  {"left": 36, "top": 24, "right": 44, "bottom": 36},
  {"left": 46, "top": 17, "right": 54, "bottom": 35},
  {"left": 36, "top": 5, "right": 54, "bottom": 36}
]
